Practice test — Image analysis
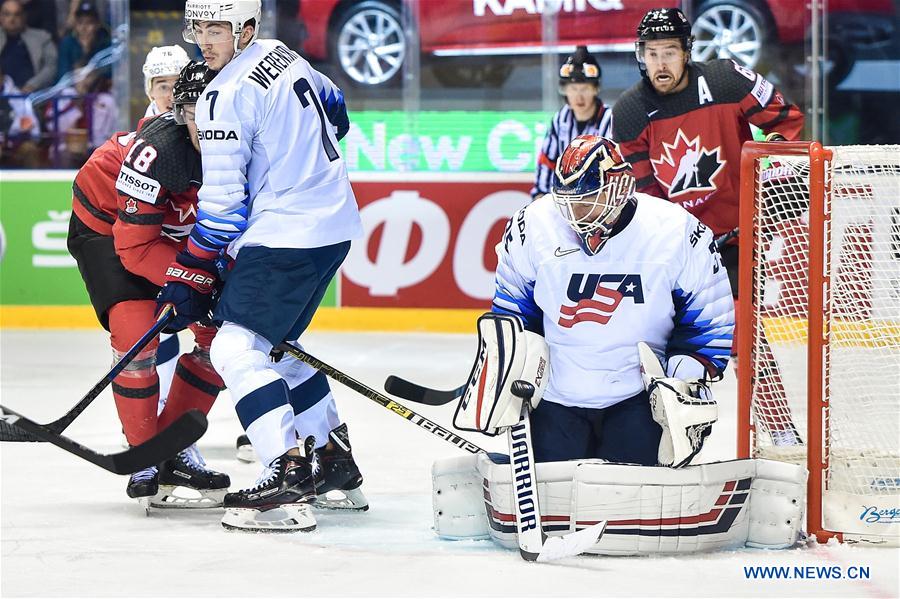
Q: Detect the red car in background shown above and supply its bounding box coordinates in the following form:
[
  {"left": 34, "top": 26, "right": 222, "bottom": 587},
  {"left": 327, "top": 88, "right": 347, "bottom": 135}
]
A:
[{"left": 291, "top": 0, "right": 895, "bottom": 87}]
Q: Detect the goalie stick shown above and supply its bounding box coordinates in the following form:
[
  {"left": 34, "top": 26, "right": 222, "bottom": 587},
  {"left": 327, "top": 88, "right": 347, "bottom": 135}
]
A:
[
  {"left": 0, "top": 405, "right": 207, "bottom": 475},
  {"left": 279, "top": 342, "right": 606, "bottom": 562},
  {"left": 506, "top": 381, "right": 606, "bottom": 562},
  {"left": 0, "top": 306, "right": 175, "bottom": 443}
]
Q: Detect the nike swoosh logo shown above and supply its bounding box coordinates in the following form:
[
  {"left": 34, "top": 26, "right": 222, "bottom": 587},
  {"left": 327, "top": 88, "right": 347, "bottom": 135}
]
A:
[
  {"left": 647, "top": 109, "right": 659, "bottom": 118},
  {"left": 554, "top": 247, "right": 580, "bottom": 257}
]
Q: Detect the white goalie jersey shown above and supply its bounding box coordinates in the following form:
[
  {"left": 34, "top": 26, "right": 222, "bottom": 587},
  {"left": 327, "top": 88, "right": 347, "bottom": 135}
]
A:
[
  {"left": 190, "top": 39, "right": 362, "bottom": 257},
  {"left": 492, "top": 193, "right": 734, "bottom": 409}
]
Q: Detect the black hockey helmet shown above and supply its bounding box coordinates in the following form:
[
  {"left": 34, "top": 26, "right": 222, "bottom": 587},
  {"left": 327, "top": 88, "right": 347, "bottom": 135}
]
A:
[
  {"left": 635, "top": 8, "right": 694, "bottom": 78},
  {"left": 173, "top": 60, "right": 215, "bottom": 124},
  {"left": 559, "top": 46, "right": 601, "bottom": 90}
]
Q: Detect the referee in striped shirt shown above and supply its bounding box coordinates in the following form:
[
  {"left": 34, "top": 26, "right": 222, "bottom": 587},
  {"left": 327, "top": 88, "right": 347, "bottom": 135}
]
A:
[{"left": 531, "top": 46, "right": 613, "bottom": 199}]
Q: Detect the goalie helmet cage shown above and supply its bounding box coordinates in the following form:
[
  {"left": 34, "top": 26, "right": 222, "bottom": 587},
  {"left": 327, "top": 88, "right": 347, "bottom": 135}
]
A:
[{"left": 737, "top": 141, "right": 900, "bottom": 546}]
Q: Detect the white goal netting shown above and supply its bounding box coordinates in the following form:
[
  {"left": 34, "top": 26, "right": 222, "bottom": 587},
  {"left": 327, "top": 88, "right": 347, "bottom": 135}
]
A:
[{"left": 747, "top": 145, "right": 900, "bottom": 541}]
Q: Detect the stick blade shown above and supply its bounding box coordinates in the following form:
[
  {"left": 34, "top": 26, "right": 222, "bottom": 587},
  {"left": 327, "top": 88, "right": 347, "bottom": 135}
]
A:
[
  {"left": 109, "top": 410, "right": 208, "bottom": 474},
  {"left": 383, "top": 375, "right": 463, "bottom": 406},
  {"left": 535, "top": 521, "right": 607, "bottom": 563}
]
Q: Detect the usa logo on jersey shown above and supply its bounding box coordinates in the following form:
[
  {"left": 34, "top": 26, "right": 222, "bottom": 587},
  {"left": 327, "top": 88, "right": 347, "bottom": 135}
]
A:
[{"left": 558, "top": 273, "right": 644, "bottom": 328}]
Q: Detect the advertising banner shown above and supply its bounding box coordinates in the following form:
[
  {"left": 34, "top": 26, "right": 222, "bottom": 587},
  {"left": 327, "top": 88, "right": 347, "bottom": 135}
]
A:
[
  {"left": 341, "top": 111, "right": 551, "bottom": 172},
  {"left": 341, "top": 175, "right": 532, "bottom": 309},
  {"left": 0, "top": 177, "right": 88, "bottom": 305}
]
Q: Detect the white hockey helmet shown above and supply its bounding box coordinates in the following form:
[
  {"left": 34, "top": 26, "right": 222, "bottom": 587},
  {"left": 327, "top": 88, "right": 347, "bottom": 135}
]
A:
[
  {"left": 142, "top": 45, "right": 191, "bottom": 98},
  {"left": 183, "top": 0, "right": 261, "bottom": 52}
]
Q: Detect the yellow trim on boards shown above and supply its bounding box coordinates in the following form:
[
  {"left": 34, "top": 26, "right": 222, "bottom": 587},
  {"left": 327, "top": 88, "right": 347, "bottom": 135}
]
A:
[{"left": 0, "top": 306, "right": 484, "bottom": 333}]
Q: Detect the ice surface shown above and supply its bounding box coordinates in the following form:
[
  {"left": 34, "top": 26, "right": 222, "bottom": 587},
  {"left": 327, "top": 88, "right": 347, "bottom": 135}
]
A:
[{"left": 2, "top": 330, "right": 898, "bottom": 597}]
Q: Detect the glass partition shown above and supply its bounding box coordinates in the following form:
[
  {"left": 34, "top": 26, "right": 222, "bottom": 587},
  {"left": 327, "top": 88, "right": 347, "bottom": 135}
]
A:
[{"left": 0, "top": 0, "right": 896, "bottom": 171}]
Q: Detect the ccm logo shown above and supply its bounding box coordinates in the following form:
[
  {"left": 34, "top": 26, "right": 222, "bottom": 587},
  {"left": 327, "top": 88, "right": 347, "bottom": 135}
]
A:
[
  {"left": 165, "top": 266, "right": 214, "bottom": 288},
  {"left": 199, "top": 129, "right": 238, "bottom": 140}
]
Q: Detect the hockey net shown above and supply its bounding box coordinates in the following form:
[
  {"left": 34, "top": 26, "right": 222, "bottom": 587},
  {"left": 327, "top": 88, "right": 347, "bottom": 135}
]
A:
[{"left": 738, "top": 142, "right": 900, "bottom": 545}]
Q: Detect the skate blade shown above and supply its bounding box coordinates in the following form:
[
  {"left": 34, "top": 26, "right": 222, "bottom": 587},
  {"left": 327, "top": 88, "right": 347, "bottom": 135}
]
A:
[
  {"left": 137, "top": 496, "right": 151, "bottom": 516},
  {"left": 221, "top": 504, "right": 317, "bottom": 533},
  {"left": 236, "top": 445, "right": 256, "bottom": 463},
  {"left": 313, "top": 487, "right": 369, "bottom": 511},
  {"left": 151, "top": 485, "right": 227, "bottom": 509}
]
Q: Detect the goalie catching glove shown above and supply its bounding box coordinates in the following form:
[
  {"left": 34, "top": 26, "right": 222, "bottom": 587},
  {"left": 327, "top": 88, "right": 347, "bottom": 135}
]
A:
[
  {"left": 638, "top": 342, "right": 718, "bottom": 468},
  {"left": 453, "top": 313, "right": 550, "bottom": 436}
]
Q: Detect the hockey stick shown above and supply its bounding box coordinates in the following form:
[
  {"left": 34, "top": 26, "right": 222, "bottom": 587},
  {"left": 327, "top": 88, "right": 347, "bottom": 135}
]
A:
[
  {"left": 383, "top": 375, "right": 463, "bottom": 406},
  {"left": 715, "top": 227, "right": 738, "bottom": 251},
  {"left": 282, "top": 340, "right": 605, "bottom": 562},
  {"left": 0, "top": 306, "right": 175, "bottom": 443},
  {"left": 0, "top": 405, "right": 207, "bottom": 474},
  {"left": 507, "top": 381, "right": 606, "bottom": 562},
  {"left": 275, "top": 342, "right": 486, "bottom": 454}
]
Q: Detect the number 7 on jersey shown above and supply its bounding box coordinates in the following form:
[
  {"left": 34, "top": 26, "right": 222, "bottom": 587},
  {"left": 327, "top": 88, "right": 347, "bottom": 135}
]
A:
[{"left": 293, "top": 78, "right": 340, "bottom": 162}]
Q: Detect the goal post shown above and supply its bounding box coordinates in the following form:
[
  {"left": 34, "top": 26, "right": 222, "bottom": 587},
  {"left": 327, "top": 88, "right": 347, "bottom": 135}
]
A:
[{"left": 738, "top": 141, "right": 900, "bottom": 545}]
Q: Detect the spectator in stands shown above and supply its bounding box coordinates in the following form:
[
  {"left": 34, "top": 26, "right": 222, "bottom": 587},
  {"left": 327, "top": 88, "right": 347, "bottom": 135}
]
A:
[
  {"left": 0, "top": 0, "right": 57, "bottom": 93},
  {"left": 45, "top": 59, "right": 115, "bottom": 167},
  {"left": 62, "top": 0, "right": 106, "bottom": 35},
  {"left": 57, "top": 1, "right": 109, "bottom": 83},
  {"left": 0, "top": 62, "right": 41, "bottom": 167},
  {"left": 19, "top": 0, "right": 58, "bottom": 39}
]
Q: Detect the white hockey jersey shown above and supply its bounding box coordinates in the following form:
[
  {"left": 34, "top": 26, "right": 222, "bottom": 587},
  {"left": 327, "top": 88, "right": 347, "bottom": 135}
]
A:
[
  {"left": 493, "top": 193, "right": 734, "bottom": 409},
  {"left": 190, "top": 39, "right": 362, "bottom": 257}
]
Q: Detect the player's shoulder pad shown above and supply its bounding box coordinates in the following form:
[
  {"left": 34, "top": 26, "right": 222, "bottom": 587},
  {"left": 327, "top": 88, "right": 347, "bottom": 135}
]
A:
[
  {"left": 611, "top": 82, "right": 651, "bottom": 141},
  {"left": 134, "top": 113, "right": 201, "bottom": 194},
  {"left": 698, "top": 59, "right": 759, "bottom": 103}
]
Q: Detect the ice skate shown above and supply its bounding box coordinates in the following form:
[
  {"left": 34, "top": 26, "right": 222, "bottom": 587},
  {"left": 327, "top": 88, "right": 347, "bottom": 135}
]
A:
[
  {"left": 126, "top": 465, "right": 159, "bottom": 515},
  {"left": 314, "top": 423, "right": 368, "bottom": 511},
  {"left": 235, "top": 434, "right": 255, "bottom": 463},
  {"left": 221, "top": 437, "right": 318, "bottom": 533},
  {"left": 152, "top": 444, "right": 230, "bottom": 509}
]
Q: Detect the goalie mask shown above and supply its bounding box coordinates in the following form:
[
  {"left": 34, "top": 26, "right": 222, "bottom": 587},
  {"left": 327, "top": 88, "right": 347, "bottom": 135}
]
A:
[
  {"left": 183, "top": 0, "right": 261, "bottom": 54},
  {"left": 552, "top": 135, "right": 636, "bottom": 255}
]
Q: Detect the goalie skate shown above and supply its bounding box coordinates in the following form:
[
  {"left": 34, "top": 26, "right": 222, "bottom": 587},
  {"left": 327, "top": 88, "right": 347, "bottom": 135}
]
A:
[
  {"left": 314, "top": 423, "right": 369, "bottom": 511},
  {"left": 151, "top": 445, "right": 230, "bottom": 509},
  {"left": 221, "top": 437, "right": 318, "bottom": 533}
]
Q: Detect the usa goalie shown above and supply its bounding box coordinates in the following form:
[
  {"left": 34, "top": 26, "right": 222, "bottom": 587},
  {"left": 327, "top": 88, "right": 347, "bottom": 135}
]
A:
[{"left": 417, "top": 136, "right": 806, "bottom": 554}]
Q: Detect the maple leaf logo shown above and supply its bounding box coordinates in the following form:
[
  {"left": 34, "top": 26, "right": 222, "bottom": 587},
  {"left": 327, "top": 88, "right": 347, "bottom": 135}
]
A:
[{"left": 650, "top": 129, "right": 725, "bottom": 198}]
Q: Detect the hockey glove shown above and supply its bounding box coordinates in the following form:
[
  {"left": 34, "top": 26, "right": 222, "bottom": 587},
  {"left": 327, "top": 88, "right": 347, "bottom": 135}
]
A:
[{"left": 156, "top": 251, "right": 219, "bottom": 332}]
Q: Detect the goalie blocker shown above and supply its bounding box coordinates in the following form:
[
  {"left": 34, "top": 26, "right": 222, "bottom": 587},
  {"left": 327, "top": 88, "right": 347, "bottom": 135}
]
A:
[{"left": 432, "top": 453, "right": 806, "bottom": 554}]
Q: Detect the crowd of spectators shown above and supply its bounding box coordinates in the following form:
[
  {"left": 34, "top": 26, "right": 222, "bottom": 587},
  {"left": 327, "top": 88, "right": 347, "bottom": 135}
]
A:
[{"left": 0, "top": 0, "right": 116, "bottom": 168}]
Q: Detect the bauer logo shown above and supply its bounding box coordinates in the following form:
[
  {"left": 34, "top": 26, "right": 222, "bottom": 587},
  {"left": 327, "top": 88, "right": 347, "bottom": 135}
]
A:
[{"left": 115, "top": 165, "right": 160, "bottom": 203}]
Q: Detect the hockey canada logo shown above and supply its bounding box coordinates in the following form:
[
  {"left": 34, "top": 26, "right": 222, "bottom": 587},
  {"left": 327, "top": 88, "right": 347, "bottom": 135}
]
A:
[
  {"left": 558, "top": 273, "right": 644, "bottom": 328},
  {"left": 124, "top": 198, "right": 138, "bottom": 214},
  {"left": 650, "top": 129, "right": 725, "bottom": 198}
]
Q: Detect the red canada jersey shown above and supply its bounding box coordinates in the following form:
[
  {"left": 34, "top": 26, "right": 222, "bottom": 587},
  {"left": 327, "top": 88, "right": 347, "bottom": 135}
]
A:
[
  {"left": 72, "top": 113, "right": 202, "bottom": 286},
  {"left": 612, "top": 59, "right": 804, "bottom": 236}
]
